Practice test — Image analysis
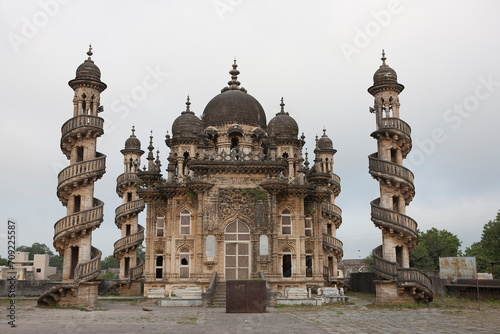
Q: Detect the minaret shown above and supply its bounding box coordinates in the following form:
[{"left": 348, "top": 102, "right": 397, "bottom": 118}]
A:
[
  {"left": 368, "top": 51, "right": 432, "bottom": 303},
  {"left": 310, "top": 129, "right": 343, "bottom": 283},
  {"left": 113, "top": 126, "right": 145, "bottom": 294},
  {"left": 39, "top": 45, "right": 106, "bottom": 307}
]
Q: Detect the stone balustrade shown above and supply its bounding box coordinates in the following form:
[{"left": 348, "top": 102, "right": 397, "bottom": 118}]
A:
[
  {"left": 58, "top": 155, "right": 106, "bottom": 188},
  {"left": 115, "top": 199, "right": 145, "bottom": 222},
  {"left": 368, "top": 154, "right": 414, "bottom": 187},
  {"left": 322, "top": 233, "right": 343, "bottom": 254},
  {"left": 377, "top": 117, "right": 411, "bottom": 138},
  {"left": 61, "top": 115, "right": 104, "bottom": 139},
  {"left": 370, "top": 199, "right": 418, "bottom": 239},
  {"left": 74, "top": 247, "right": 102, "bottom": 284},
  {"left": 54, "top": 200, "right": 103, "bottom": 242}
]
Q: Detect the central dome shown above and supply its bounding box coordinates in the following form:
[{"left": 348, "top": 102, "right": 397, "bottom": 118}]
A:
[{"left": 202, "top": 61, "right": 267, "bottom": 129}]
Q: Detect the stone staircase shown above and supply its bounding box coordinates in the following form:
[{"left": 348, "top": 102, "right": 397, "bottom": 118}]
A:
[{"left": 212, "top": 282, "right": 226, "bottom": 307}]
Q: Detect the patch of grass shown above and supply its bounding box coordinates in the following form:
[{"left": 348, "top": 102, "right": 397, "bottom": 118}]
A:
[{"left": 177, "top": 315, "right": 198, "bottom": 325}]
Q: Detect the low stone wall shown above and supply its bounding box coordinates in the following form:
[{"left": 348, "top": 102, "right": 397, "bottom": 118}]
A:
[
  {"left": 0, "top": 280, "right": 54, "bottom": 296},
  {"left": 0, "top": 279, "right": 144, "bottom": 297}
]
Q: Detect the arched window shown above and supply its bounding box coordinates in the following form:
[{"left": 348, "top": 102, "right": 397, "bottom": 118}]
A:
[
  {"left": 179, "top": 248, "right": 190, "bottom": 278},
  {"left": 156, "top": 216, "right": 165, "bottom": 237},
  {"left": 281, "top": 210, "right": 292, "bottom": 235},
  {"left": 180, "top": 209, "right": 191, "bottom": 235},
  {"left": 282, "top": 248, "right": 292, "bottom": 278}
]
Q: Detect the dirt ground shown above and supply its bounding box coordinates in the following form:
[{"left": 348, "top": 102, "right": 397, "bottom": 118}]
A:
[{"left": 1, "top": 296, "right": 499, "bottom": 334}]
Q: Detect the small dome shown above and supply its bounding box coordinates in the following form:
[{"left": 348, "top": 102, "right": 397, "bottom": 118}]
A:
[
  {"left": 373, "top": 50, "right": 397, "bottom": 85},
  {"left": 125, "top": 127, "right": 141, "bottom": 150},
  {"left": 172, "top": 96, "right": 203, "bottom": 139},
  {"left": 75, "top": 46, "right": 102, "bottom": 81},
  {"left": 317, "top": 129, "right": 333, "bottom": 150},
  {"left": 267, "top": 98, "right": 298, "bottom": 139},
  {"left": 202, "top": 61, "right": 267, "bottom": 129}
]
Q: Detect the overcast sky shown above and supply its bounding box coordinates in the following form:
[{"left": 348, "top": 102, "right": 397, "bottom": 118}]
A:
[{"left": 1, "top": 0, "right": 499, "bottom": 261}]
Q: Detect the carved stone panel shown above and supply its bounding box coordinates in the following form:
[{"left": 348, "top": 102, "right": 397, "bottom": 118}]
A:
[{"left": 219, "top": 189, "right": 255, "bottom": 223}]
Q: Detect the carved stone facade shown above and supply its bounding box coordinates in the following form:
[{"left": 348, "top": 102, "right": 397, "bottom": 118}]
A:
[{"left": 137, "top": 61, "right": 344, "bottom": 296}]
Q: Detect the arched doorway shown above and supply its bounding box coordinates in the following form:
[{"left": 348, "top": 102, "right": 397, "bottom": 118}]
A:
[{"left": 224, "top": 219, "right": 250, "bottom": 280}]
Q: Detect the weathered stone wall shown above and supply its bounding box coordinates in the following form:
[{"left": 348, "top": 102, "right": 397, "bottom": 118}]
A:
[
  {"left": 0, "top": 280, "right": 54, "bottom": 297},
  {"left": 0, "top": 279, "right": 144, "bottom": 297}
]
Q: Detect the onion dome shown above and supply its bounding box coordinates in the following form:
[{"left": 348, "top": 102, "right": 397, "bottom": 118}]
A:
[
  {"left": 69, "top": 45, "right": 107, "bottom": 91},
  {"left": 368, "top": 50, "right": 404, "bottom": 94},
  {"left": 124, "top": 126, "right": 141, "bottom": 150},
  {"left": 267, "top": 98, "right": 299, "bottom": 139},
  {"left": 172, "top": 96, "right": 203, "bottom": 139},
  {"left": 317, "top": 129, "right": 333, "bottom": 150},
  {"left": 202, "top": 60, "right": 267, "bottom": 129}
]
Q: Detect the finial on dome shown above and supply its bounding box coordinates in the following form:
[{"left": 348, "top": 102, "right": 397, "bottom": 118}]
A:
[
  {"left": 131, "top": 125, "right": 136, "bottom": 137},
  {"left": 221, "top": 58, "right": 246, "bottom": 92},
  {"left": 322, "top": 128, "right": 327, "bottom": 137},
  {"left": 87, "top": 44, "right": 93, "bottom": 59},
  {"left": 381, "top": 49, "right": 386, "bottom": 66},
  {"left": 280, "top": 97, "right": 285, "bottom": 113}
]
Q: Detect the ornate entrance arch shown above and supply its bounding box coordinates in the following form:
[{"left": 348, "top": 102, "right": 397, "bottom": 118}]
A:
[{"left": 224, "top": 219, "right": 250, "bottom": 280}]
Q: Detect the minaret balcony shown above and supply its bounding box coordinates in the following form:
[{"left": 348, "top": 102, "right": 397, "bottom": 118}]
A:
[
  {"left": 115, "top": 199, "right": 145, "bottom": 227},
  {"left": 61, "top": 115, "right": 104, "bottom": 143},
  {"left": 321, "top": 201, "right": 342, "bottom": 224},
  {"left": 75, "top": 246, "right": 102, "bottom": 284},
  {"left": 57, "top": 155, "right": 106, "bottom": 201},
  {"left": 54, "top": 200, "right": 104, "bottom": 251},
  {"left": 374, "top": 117, "right": 411, "bottom": 139},
  {"left": 370, "top": 199, "right": 417, "bottom": 240},
  {"left": 116, "top": 172, "right": 141, "bottom": 196},
  {"left": 113, "top": 225, "right": 145, "bottom": 258},
  {"left": 322, "top": 233, "right": 343, "bottom": 256},
  {"left": 368, "top": 154, "right": 414, "bottom": 191}
]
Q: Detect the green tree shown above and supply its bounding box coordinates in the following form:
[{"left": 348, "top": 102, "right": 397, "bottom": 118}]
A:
[
  {"left": 410, "top": 228, "right": 462, "bottom": 270},
  {"left": 362, "top": 253, "right": 374, "bottom": 272},
  {"left": 101, "top": 255, "right": 119, "bottom": 270},
  {"left": 137, "top": 245, "right": 145, "bottom": 262},
  {"left": 49, "top": 255, "right": 63, "bottom": 272},
  {"left": 480, "top": 212, "right": 500, "bottom": 262},
  {"left": 465, "top": 242, "right": 490, "bottom": 273},
  {"left": 409, "top": 242, "right": 434, "bottom": 270},
  {"left": 465, "top": 211, "right": 500, "bottom": 275},
  {"left": 0, "top": 256, "right": 9, "bottom": 266},
  {"left": 16, "top": 242, "right": 54, "bottom": 259}
]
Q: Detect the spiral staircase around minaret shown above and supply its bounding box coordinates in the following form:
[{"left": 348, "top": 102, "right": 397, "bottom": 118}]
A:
[
  {"left": 368, "top": 52, "right": 432, "bottom": 303},
  {"left": 38, "top": 47, "right": 106, "bottom": 307}
]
